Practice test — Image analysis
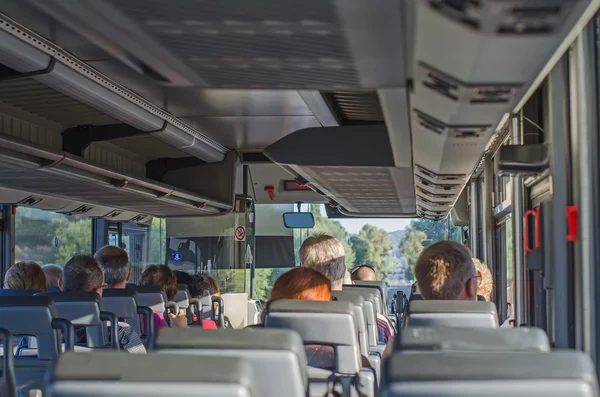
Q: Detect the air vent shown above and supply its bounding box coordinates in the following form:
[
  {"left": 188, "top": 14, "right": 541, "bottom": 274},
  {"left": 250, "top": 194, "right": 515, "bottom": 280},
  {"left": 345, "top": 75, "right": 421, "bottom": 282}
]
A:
[
  {"left": 17, "top": 196, "right": 43, "bottom": 206},
  {"left": 416, "top": 176, "right": 461, "bottom": 192},
  {"left": 105, "top": 210, "right": 124, "bottom": 219},
  {"left": 413, "top": 109, "right": 447, "bottom": 135},
  {"left": 417, "top": 196, "right": 452, "bottom": 207},
  {"left": 497, "top": 1, "right": 576, "bottom": 35},
  {"left": 448, "top": 125, "right": 492, "bottom": 139},
  {"left": 415, "top": 165, "right": 465, "bottom": 183},
  {"left": 429, "top": 0, "right": 482, "bottom": 30},
  {"left": 467, "top": 86, "right": 520, "bottom": 104},
  {"left": 129, "top": 214, "right": 148, "bottom": 223},
  {"left": 416, "top": 187, "right": 455, "bottom": 200},
  {"left": 323, "top": 91, "right": 384, "bottom": 125},
  {"left": 58, "top": 205, "right": 95, "bottom": 216},
  {"left": 419, "top": 65, "right": 460, "bottom": 102}
]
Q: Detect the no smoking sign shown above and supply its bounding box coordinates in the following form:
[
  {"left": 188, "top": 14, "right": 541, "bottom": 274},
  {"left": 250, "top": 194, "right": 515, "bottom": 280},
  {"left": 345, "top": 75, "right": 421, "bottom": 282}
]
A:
[{"left": 235, "top": 225, "right": 246, "bottom": 242}]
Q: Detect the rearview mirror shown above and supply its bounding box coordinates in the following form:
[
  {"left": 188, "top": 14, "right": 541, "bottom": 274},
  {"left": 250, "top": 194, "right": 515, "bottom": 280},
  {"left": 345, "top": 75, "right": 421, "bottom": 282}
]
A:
[{"left": 283, "top": 212, "right": 315, "bottom": 229}]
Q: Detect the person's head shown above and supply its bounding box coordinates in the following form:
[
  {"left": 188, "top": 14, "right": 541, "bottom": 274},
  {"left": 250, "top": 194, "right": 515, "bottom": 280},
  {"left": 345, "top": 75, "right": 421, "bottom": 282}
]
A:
[
  {"left": 269, "top": 267, "right": 332, "bottom": 302},
  {"left": 4, "top": 261, "right": 47, "bottom": 292},
  {"left": 350, "top": 265, "right": 377, "bottom": 281},
  {"left": 300, "top": 234, "right": 346, "bottom": 291},
  {"left": 173, "top": 270, "right": 211, "bottom": 298},
  {"left": 414, "top": 241, "right": 477, "bottom": 301},
  {"left": 41, "top": 264, "right": 62, "bottom": 287},
  {"left": 472, "top": 258, "right": 493, "bottom": 301},
  {"left": 139, "top": 265, "right": 178, "bottom": 301},
  {"left": 94, "top": 245, "right": 131, "bottom": 288},
  {"left": 60, "top": 255, "right": 106, "bottom": 295},
  {"left": 202, "top": 274, "right": 220, "bottom": 296}
]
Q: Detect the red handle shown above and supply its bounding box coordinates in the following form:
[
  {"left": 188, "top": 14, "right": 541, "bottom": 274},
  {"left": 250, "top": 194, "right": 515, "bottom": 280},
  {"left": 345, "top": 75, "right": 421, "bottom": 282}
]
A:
[
  {"left": 524, "top": 207, "right": 541, "bottom": 255},
  {"left": 264, "top": 186, "right": 274, "bottom": 201},
  {"left": 566, "top": 206, "right": 579, "bottom": 242}
]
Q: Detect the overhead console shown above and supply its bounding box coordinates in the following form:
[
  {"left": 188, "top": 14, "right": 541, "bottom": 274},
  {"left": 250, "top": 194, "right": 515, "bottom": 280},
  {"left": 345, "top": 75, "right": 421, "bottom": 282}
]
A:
[
  {"left": 264, "top": 124, "right": 416, "bottom": 215},
  {"left": 409, "top": 0, "right": 595, "bottom": 219}
]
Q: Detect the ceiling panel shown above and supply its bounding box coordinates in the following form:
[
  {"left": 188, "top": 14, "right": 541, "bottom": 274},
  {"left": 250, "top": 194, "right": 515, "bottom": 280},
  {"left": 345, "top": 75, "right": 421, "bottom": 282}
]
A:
[
  {"left": 107, "top": 135, "right": 190, "bottom": 161},
  {"left": 182, "top": 115, "right": 322, "bottom": 150}
]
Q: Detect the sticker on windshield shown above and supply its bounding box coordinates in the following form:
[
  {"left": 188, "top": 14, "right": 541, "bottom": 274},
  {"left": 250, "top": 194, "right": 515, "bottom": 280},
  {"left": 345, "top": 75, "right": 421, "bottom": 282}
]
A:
[
  {"left": 235, "top": 225, "right": 246, "bottom": 242},
  {"left": 172, "top": 252, "right": 182, "bottom": 262}
]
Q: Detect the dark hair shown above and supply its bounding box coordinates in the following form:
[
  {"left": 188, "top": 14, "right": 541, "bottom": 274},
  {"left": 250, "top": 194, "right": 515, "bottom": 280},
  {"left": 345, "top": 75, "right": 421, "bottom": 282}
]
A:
[
  {"left": 173, "top": 270, "right": 212, "bottom": 298},
  {"left": 62, "top": 255, "right": 104, "bottom": 293},
  {"left": 94, "top": 245, "right": 129, "bottom": 286},
  {"left": 139, "top": 265, "right": 178, "bottom": 301}
]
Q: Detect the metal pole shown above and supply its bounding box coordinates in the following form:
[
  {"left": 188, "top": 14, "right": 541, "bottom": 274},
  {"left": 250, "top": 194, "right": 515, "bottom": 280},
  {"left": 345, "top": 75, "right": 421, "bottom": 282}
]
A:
[
  {"left": 511, "top": 113, "right": 526, "bottom": 327},
  {"left": 483, "top": 155, "right": 495, "bottom": 273},
  {"left": 469, "top": 180, "right": 479, "bottom": 257},
  {"left": 1, "top": 205, "right": 15, "bottom": 285}
]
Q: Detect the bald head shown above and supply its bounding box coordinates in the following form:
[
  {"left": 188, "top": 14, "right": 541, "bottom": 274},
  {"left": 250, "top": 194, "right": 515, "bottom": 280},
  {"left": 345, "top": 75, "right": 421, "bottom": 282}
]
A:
[
  {"left": 94, "top": 245, "right": 130, "bottom": 288},
  {"left": 42, "top": 264, "right": 63, "bottom": 287},
  {"left": 351, "top": 266, "right": 377, "bottom": 281}
]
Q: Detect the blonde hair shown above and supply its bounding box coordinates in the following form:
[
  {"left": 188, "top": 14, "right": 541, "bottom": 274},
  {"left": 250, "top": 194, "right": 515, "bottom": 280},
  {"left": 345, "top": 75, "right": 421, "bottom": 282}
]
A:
[
  {"left": 299, "top": 234, "right": 346, "bottom": 289},
  {"left": 472, "top": 258, "right": 493, "bottom": 301},
  {"left": 4, "top": 261, "right": 47, "bottom": 292},
  {"left": 414, "top": 241, "right": 475, "bottom": 300}
]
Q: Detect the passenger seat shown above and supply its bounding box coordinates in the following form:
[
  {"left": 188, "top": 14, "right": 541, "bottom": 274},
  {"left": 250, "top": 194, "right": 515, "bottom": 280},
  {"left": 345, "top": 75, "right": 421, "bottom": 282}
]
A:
[
  {"left": 0, "top": 328, "right": 17, "bottom": 397},
  {"left": 101, "top": 288, "right": 154, "bottom": 345},
  {"left": 404, "top": 300, "right": 498, "bottom": 328}
]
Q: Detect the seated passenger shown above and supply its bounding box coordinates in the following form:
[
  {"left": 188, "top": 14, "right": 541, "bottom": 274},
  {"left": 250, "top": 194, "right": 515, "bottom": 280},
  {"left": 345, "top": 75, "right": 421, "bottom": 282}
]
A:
[
  {"left": 138, "top": 265, "right": 197, "bottom": 329},
  {"left": 173, "top": 270, "right": 217, "bottom": 328},
  {"left": 473, "top": 258, "right": 493, "bottom": 301},
  {"left": 262, "top": 267, "right": 371, "bottom": 370},
  {"left": 350, "top": 264, "right": 377, "bottom": 282},
  {"left": 199, "top": 273, "right": 231, "bottom": 328},
  {"left": 300, "top": 234, "right": 395, "bottom": 343},
  {"left": 41, "top": 264, "right": 62, "bottom": 288},
  {"left": 94, "top": 245, "right": 131, "bottom": 289},
  {"left": 59, "top": 255, "right": 146, "bottom": 354},
  {"left": 414, "top": 241, "right": 477, "bottom": 301},
  {"left": 4, "top": 261, "right": 46, "bottom": 292}
]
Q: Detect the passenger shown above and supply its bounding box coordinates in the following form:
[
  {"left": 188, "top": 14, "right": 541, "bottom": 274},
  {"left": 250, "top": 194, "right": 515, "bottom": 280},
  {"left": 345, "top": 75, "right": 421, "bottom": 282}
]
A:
[
  {"left": 350, "top": 264, "right": 377, "bottom": 281},
  {"left": 41, "top": 264, "right": 62, "bottom": 288},
  {"left": 94, "top": 245, "right": 131, "bottom": 288},
  {"left": 172, "top": 270, "right": 217, "bottom": 328},
  {"left": 262, "top": 267, "right": 371, "bottom": 370},
  {"left": 138, "top": 265, "right": 192, "bottom": 329},
  {"left": 3, "top": 261, "right": 46, "bottom": 292},
  {"left": 300, "top": 234, "right": 395, "bottom": 343},
  {"left": 414, "top": 241, "right": 478, "bottom": 301},
  {"left": 59, "top": 255, "right": 146, "bottom": 354},
  {"left": 199, "top": 273, "right": 231, "bottom": 327},
  {"left": 473, "top": 258, "right": 493, "bottom": 301}
]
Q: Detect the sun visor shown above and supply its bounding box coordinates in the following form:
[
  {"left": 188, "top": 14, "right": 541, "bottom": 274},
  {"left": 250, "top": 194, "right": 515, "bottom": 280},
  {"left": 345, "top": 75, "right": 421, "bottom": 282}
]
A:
[{"left": 263, "top": 124, "right": 395, "bottom": 167}]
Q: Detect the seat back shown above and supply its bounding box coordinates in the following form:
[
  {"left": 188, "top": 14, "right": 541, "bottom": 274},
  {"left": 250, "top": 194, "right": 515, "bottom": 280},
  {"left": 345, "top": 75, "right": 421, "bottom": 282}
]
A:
[
  {"left": 352, "top": 281, "right": 388, "bottom": 314},
  {"left": 35, "top": 292, "right": 110, "bottom": 348},
  {"left": 101, "top": 289, "right": 145, "bottom": 335},
  {"left": 155, "top": 327, "right": 307, "bottom": 397},
  {"left": 264, "top": 299, "right": 361, "bottom": 375},
  {"left": 405, "top": 300, "right": 498, "bottom": 328},
  {"left": 331, "top": 291, "right": 368, "bottom": 357},
  {"left": 397, "top": 327, "right": 550, "bottom": 352},
  {"left": 340, "top": 288, "right": 379, "bottom": 346},
  {"left": 174, "top": 284, "right": 190, "bottom": 312},
  {"left": 345, "top": 285, "right": 383, "bottom": 315},
  {"left": 46, "top": 286, "right": 62, "bottom": 293},
  {"left": 47, "top": 351, "right": 256, "bottom": 397},
  {"left": 382, "top": 350, "right": 599, "bottom": 397},
  {"left": 0, "top": 328, "right": 17, "bottom": 397},
  {"left": 221, "top": 293, "right": 249, "bottom": 329},
  {"left": 0, "top": 289, "right": 39, "bottom": 297}
]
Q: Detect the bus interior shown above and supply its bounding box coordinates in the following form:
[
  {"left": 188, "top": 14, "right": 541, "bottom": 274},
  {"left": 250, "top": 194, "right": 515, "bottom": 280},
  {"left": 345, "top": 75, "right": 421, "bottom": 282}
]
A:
[{"left": 0, "top": 0, "right": 600, "bottom": 396}]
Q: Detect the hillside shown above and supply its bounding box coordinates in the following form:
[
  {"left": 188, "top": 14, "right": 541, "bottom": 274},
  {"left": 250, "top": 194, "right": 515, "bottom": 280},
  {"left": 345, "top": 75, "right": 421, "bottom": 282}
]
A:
[{"left": 389, "top": 229, "right": 406, "bottom": 249}]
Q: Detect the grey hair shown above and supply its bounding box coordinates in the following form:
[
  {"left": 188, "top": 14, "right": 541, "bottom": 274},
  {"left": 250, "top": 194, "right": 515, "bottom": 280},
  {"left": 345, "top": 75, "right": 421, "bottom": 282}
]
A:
[
  {"left": 300, "top": 234, "right": 346, "bottom": 289},
  {"left": 94, "top": 245, "right": 130, "bottom": 287},
  {"left": 62, "top": 255, "right": 104, "bottom": 293},
  {"left": 41, "top": 264, "right": 63, "bottom": 287}
]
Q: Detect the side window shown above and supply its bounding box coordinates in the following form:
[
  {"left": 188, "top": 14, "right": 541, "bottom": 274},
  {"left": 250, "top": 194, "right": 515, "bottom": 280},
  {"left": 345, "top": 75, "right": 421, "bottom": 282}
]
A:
[{"left": 15, "top": 207, "right": 92, "bottom": 265}]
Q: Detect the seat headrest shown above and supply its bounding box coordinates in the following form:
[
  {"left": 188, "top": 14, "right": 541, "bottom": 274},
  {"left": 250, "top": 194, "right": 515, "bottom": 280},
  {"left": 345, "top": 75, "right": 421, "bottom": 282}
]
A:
[
  {"left": 406, "top": 300, "right": 498, "bottom": 328},
  {"left": 102, "top": 288, "right": 139, "bottom": 299},
  {"left": 49, "top": 351, "right": 255, "bottom": 397},
  {"left": 177, "top": 284, "right": 190, "bottom": 293},
  {"left": 0, "top": 288, "right": 39, "bottom": 296},
  {"left": 332, "top": 291, "right": 365, "bottom": 307},
  {"left": 264, "top": 299, "right": 360, "bottom": 374},
  {"left": 0, "top": 295, "right": 56, "bottom": 310},
  {"left": 36, "top": 292, "right": 101, "bottom": 304},
  {"left": 135, "top": 286, "right": 165, "bottom": 294},
  {"left": 398, "top": 327, "right": 550, "bottom": 352},
  {"left": 383, "top": 350, "right": 599, "bottom": 397}
]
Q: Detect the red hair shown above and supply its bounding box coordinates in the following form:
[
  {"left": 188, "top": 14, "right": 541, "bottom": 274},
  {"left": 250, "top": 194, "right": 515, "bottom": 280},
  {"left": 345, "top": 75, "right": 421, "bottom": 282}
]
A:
[{"left": 269, "top": 267, "right": 332, "bottom": 302}]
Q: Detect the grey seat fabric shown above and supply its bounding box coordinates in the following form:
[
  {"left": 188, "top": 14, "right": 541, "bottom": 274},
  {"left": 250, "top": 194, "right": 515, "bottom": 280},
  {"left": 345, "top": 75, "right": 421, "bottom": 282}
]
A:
[
  {"left": 332, "top": 291, "right": 381, "bottom": 385},
  {"left": 46, "top": 351, "right": 256, "bottom": 397},
  {"left": 0, "top": 328, "right": 17, "bottom": 397},
  {"left": 0, "top": 289, "right": 39, "bottom": 297},
  {"left": 351, "top": 281, "right": 388, "bottom": 315},
  {"left": 135, "top": 286, "right": 178, "bottom": 326},
  {"left": 405, "top": 300, "right": 498, "bottom": 328},
  {"left": 35, "top": 292, "right": 117, "bottom": 349},
  {"left": 346, "top": 285, "right": 384, "bottom": 315},
  {"left": 101, "top": 289, "right": 153, "bottom": 344},
  {"left": 264, "top": 299, "right": 375, "bottom": 397},
  {"left": 397, "top": 327, "right": 550, "bottom": 352},
  {"left": 175, "top": 285, "right": 202, "bottom": 325},
  {"left": 382, "top": 350, "right": 599, "bottom": 397},
  {"left": 341, "top": 288, "right": 384, "bottom": 351},
  {"left": 155, "top": 327, "right": 307, "bottom": 397},
  {"left": 0, "top": 296, "right": 73, "bottom": 396}
]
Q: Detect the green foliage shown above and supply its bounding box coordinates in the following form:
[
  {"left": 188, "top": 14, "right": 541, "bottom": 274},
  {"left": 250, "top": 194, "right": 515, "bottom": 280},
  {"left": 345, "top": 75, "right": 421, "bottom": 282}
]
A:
[
  {"left": 399, "top": 229, "right": 427, "bottom": 282},
  {"left": 54, "top": 219, "right": 93, "bottom": 264},
  {"left": 350, "top": 224, "right": 394, "bottom": 281}
]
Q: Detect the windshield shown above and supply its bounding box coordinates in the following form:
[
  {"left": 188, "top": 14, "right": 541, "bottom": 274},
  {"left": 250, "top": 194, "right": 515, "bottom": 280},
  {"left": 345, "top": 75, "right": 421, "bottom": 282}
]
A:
[{"left": 254, "top": 204, "right": 465, "bottom": 302}]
